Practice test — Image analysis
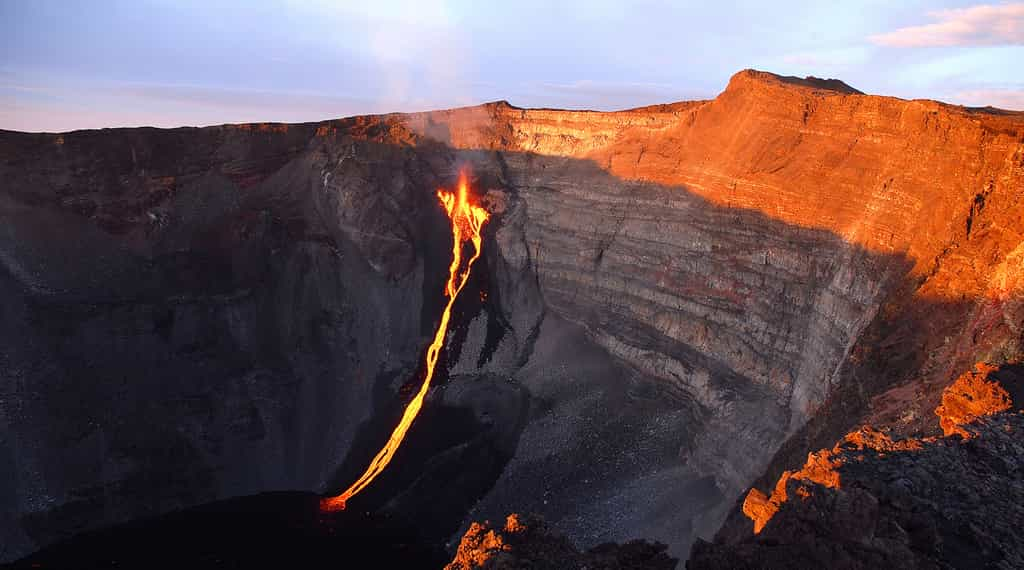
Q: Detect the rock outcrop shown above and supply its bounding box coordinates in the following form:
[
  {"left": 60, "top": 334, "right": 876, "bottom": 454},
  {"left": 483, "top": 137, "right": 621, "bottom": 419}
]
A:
[
  {"left": 740, "top": 425, "right": 922, "bottom": 534},
  {"left": 1, "top": 69, "right": 1022, "bottom": 563},
  {"left": 739, "top": 399, "right": 975, "bottom": 540},
  {"left": 446, "top": 514, "right": 676, "bottom": 570},
  {"left": 689, "top": 364, "right": 1024, "bottom": 569},
  {"left": 935, "top": 362, "right": 1013, "bottom": 437}
]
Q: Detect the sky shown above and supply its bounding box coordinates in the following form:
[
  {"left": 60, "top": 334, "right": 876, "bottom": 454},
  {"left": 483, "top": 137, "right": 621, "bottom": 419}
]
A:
[{"left": 0, "top": 0, "right": 1021, "bottom": 132}]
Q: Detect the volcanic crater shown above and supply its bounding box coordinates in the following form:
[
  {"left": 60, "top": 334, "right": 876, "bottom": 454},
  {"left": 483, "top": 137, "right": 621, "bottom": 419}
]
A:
[{"left": 1, "top": 69, "right": 1022, "bottom": 568}]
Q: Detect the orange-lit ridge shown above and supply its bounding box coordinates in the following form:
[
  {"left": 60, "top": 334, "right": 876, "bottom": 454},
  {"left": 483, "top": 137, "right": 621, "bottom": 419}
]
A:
[{"left": 320, "top": 171, "right": 490, "bottom": 512}]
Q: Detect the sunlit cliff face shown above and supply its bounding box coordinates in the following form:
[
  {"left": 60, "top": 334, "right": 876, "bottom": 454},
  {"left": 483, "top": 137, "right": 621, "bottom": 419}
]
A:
[{"left": 320, "top": 171, "right": 489, "bottom": 512}]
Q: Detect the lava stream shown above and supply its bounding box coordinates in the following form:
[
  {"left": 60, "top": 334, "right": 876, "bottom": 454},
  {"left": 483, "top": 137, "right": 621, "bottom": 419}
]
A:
[{"left": 320, "top": 171, "right": 490, "bottom": 512}]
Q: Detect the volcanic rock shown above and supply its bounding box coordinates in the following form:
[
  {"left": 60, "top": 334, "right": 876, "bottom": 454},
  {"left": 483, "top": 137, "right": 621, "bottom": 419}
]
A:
[
  {"left": 445, "top": 513, "right": 676, "bottom": 570},
  {"left": 935, "top": 362, "right": 1013, "bottom": 437},
  {"left": 689, "top": 402, "right": 1024, "bottom": 568}
]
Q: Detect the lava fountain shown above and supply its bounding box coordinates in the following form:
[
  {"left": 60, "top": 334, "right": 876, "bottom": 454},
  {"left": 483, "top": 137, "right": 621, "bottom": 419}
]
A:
[{"left": 320, "top": 171, "right": 490, "bottom": 512}]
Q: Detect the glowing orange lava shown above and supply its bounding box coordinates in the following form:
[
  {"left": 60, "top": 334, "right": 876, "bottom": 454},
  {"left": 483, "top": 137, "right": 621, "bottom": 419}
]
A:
[{"left": 320, "top": 170, "right": 490, "bottom": 512}]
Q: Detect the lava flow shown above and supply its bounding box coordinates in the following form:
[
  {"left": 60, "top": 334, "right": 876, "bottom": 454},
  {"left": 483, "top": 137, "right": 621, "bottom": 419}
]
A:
[{"left": 320, "top": 171, "right": 490, "bottom": 512}]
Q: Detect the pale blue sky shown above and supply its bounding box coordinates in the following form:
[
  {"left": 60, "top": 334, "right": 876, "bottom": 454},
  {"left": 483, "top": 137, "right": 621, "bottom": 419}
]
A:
[{"left": 1, "top": 1, "right": 1020, "bottom": 131}]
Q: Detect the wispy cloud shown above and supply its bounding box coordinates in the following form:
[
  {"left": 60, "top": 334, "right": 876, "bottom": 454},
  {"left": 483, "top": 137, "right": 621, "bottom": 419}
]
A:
[
  {"left": 950, "top": 87, "right": 1024, "bottom": 109},
  {"left": 870, "top": 3, "right": 1024, "bottom": 47},
  {"left": 0, "top": 79, "right": 384, "bottom": 132},
  {"left": 114, "top": 82, "right": 372, "bottom": 113},
  {"left": 282, "top": 0, "right": 474, "bottom": 109}
]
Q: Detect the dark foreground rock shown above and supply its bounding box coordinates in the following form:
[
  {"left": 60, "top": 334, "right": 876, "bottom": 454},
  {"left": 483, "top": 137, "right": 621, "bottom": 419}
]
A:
[
  {"left": 689, "top": 371, "right": 1024, "bottom": 570},
  {"left": 446, "top": 513, "right": 677, "bottom": 570}
]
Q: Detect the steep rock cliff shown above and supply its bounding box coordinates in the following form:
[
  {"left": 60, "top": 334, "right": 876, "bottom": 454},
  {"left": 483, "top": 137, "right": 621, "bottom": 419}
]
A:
[{"left": 388, "top": 70, "right": 1023, "bottom": 556}]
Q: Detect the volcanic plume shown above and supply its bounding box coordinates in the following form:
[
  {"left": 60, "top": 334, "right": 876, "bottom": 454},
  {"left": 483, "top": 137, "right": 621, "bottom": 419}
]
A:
[{"left": 320, "top": 171, "right": 489, "bottom": 512}]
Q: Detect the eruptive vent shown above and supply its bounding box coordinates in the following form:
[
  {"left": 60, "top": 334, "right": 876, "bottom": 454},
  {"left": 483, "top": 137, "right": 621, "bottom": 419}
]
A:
[{"left": 321, "top": 171, "right": 490, "bottom": 512}]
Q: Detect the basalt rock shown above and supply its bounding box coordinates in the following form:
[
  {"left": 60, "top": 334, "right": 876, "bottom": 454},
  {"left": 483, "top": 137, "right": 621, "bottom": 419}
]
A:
[
  {"left": 935, "top": 362, "right": 1013, "bottom": 437},
  {"left": 689, "top": 379, "right": 1024, "bottom": 569},
  {"left": 445, "top": 513, "right": 677, "bottom": 570}
]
